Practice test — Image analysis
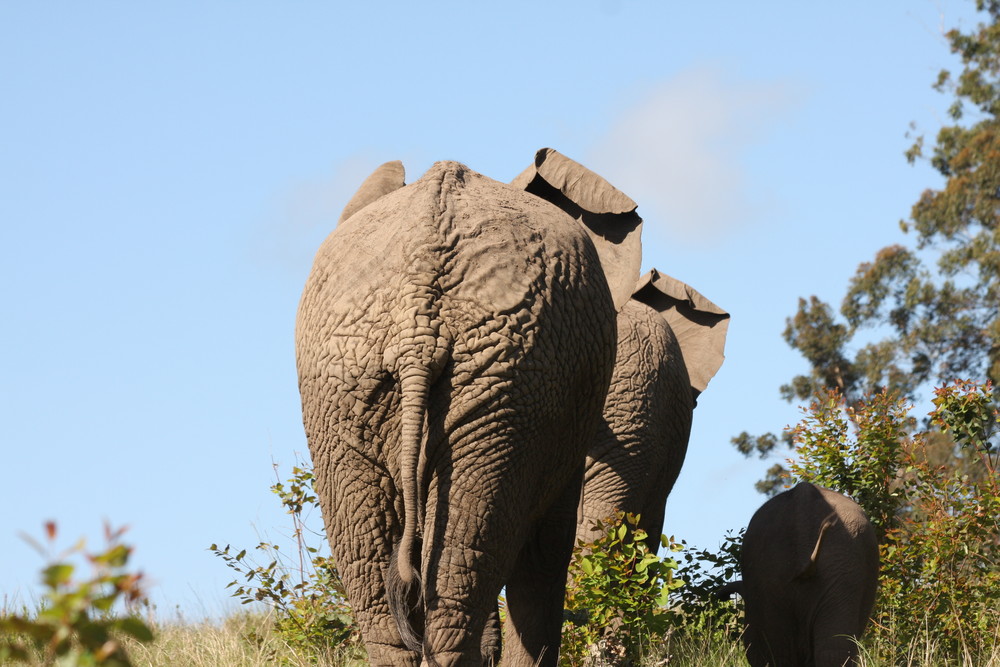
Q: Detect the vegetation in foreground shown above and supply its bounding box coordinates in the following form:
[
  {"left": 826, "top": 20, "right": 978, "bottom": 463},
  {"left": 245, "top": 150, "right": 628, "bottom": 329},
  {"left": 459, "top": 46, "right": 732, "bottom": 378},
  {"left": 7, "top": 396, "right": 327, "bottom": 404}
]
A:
[
  {"left": 0, "top": 522, "right": 153, "bottom": 666},
  {"left": 6, "top": 378, "right": 997, "bottom": 667}
]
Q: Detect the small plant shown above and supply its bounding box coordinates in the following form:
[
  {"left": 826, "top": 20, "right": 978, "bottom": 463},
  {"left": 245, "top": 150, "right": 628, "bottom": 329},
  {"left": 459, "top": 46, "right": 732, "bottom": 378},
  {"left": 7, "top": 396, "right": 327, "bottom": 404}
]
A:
[
  {"left": 0, "top": 521, "right": 153, "bottom": 666},
  {"left": 931, "top": 380, "right": 998, "bottom": 457},
  {"left": 210, "top": 460, "right": 362, "bottom": 662},
  {"left": 560, "top": 512, "right": 683, "bottom": 666},
  {"left": 669, "top": 529, "right": 745, "bottom": 645},
  {"left": 874, "top": 381, "right": 1000, "bottom": 660},
  {"left": 787, "top": 389, "right": 910, "bottom": 535}
]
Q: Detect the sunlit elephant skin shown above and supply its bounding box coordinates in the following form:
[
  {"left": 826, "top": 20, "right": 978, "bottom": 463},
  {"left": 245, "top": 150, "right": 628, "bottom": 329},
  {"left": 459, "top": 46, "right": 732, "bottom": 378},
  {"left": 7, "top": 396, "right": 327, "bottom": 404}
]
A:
[
  {"left": 296, "top": 152, "right": 642, "bottom": 666},
  {"left": 574, "top": 269, "right": 729, "bottom": 552},
  {"left": 734, "top": 483, "right": 880, "bottom": 667},
  {"left": 508, "top": 155, "right": 731, "bottom": 556}
]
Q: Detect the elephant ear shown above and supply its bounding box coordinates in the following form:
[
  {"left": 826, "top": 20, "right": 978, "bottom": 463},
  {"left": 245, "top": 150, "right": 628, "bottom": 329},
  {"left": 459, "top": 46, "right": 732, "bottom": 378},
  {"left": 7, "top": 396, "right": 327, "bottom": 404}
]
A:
[
  {"left": 632, "top": 268, "right": 730, "bottom": 395},
  {"left": 511, "top": 148, "right": 643, "bottom": 312},
  {"left": 338, "top": 160, "right": 406, "bottom": 224}
]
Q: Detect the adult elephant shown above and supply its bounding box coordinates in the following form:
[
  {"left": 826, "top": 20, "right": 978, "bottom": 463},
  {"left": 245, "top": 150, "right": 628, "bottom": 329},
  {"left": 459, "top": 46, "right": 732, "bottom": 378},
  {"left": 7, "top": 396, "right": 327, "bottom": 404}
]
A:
[
  {"left": 573, "top": 269, "right": 728, "bottom": 552},
  {"left": 510, "top": 158, "right": 729, "bottom": 554},
  {"left": 727, "top": 483, "right": 880, "bottom": 667},
  {"left": 295, "top": 151, "right": 642, "bottom": 666}
]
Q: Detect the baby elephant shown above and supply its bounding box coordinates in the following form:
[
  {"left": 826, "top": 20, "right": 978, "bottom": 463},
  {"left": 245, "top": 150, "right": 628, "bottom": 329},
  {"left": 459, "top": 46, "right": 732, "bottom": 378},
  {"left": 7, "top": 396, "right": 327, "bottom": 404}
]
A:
[{"left": 726, "top": 483, "right": 879, "bottom": 667}]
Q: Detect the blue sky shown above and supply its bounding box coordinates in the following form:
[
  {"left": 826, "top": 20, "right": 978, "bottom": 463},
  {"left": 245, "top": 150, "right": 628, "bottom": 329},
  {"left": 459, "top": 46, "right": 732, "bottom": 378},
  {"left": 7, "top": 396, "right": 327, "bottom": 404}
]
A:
[{"left": 1, "top": 1, "right": 977, "bottom": 616}]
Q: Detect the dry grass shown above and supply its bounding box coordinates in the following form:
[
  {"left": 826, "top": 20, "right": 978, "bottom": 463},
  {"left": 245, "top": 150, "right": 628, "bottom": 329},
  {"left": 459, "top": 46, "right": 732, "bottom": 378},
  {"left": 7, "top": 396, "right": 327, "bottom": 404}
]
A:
[
  {"left": 119, "top": 612, "right": 365, "bottom": 667},
  {"left": 855, "top": 635, "right": 1000, "bottom": 667},
  {"left": 5, "top": 607, "right": 995, "bottom": 666},
  {"left": 647, "top": 632, "right": 749, "bottom": 666},
  {"left": 119, "top": 623, "right": 1000, "bottom": 667},
  {"left": 644, "top": 629, "right": 1000, "bottom": 667}
]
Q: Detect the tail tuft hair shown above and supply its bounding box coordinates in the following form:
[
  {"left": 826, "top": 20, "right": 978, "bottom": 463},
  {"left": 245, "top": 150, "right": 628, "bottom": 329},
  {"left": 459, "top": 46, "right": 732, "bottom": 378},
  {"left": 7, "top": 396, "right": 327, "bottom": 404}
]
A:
[{"left": 387, "top": 543, "right": 423, "bottom": 653}]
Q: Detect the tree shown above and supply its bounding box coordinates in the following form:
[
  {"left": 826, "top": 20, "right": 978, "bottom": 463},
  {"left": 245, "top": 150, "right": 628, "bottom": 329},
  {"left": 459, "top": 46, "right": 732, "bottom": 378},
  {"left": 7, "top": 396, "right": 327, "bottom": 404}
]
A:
[{"left": 737, "top": 1, "right": 1000, "bottom": 493}]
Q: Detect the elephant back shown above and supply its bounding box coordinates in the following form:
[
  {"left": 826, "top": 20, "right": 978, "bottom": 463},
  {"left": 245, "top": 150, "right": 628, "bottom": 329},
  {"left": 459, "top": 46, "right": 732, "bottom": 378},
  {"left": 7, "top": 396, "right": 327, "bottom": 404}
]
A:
[
  {"left": 298, "top": 161, "right": 614, "bottom": 335},
  {"left": 296, "top": 159, "right": 619, "bottom": 486}
]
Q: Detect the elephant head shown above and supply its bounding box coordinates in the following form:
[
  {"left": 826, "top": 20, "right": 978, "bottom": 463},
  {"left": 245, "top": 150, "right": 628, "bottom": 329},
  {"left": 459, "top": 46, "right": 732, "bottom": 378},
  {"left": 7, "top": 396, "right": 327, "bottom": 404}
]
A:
[
  {"left": 510, "top": 151, "right": 732, "bottom": 568},
  {"left": 576, "top": 271, "right": 729, "bottom": 554}
]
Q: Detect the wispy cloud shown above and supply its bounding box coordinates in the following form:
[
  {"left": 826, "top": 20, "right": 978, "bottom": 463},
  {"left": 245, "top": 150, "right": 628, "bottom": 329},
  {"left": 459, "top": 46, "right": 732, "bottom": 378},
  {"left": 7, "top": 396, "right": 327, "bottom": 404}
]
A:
[
  {"left": 250, "top": 154, "right": 384, "bottom": 274},
  {"left": 589, "top": 67, "right": 801, "bottom": 244}
]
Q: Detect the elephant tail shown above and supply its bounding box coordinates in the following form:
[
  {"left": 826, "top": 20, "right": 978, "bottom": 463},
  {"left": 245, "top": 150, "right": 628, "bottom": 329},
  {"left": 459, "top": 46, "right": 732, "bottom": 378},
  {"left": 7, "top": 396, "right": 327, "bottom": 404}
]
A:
[
  {"left": 386, "top": 322, "right": 451, "bottom": 652},
  {"left": 384, "top": 280, "right": 451, "bottom": 652},
  {"left": 387, "top": 359, "right": 438, "bottom": 653},
  {"left": 796, "top": 512, "right": 839, "bottom": 580}
]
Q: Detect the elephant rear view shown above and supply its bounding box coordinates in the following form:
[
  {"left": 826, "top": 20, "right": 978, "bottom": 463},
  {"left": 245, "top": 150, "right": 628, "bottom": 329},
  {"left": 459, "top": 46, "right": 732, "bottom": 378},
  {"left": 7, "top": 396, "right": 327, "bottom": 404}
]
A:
[
  {"left": 739, "top": 483, "right": 879, "bottom": 667},
  {"left": 295, "top": 156, "right": 641, "bottom": 666},
  {"left": 574, "top": 270, "right": 729, "bottom": 552}
]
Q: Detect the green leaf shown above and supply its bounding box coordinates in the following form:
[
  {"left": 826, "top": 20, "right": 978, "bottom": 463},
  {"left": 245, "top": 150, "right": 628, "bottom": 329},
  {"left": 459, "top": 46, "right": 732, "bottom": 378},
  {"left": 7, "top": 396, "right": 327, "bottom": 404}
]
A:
[
  {"left": 113, "top": 616, "right": 154, "bottom": 642},
  {"left": 42, "top": 564, "right": 74, "bottom": 588}
]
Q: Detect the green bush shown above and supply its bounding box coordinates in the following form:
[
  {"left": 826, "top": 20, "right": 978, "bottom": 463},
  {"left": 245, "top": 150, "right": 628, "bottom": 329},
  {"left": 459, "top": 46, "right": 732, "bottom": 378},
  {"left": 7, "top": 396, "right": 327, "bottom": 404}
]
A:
[
  {"left": 669, "top": 530, "right": 744, "bottom": 645},
  {"left": 875, "top": 382, "right": 1000, "bottom": 660},
  {"left": 560, "top": 511, "right": 683, "bottom": 666},
  {"left": 210, "top": 462, "right": 362, "bottom": 663},
  {"left": 0, "top": 522, "right": 154, "bottom": 666},
  {"left": 784, "top": 383, "right": 1000, "bottom": 661},
  {"left": 787, "top": 389, "right": 909, "bottom": 535}
]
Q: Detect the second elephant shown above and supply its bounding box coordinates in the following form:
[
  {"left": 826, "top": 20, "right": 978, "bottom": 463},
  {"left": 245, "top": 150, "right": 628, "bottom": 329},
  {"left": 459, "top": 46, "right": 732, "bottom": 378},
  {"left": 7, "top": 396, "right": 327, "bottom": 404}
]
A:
[{"left": 576, "top": 269, "right": 730, "bottom": 551}]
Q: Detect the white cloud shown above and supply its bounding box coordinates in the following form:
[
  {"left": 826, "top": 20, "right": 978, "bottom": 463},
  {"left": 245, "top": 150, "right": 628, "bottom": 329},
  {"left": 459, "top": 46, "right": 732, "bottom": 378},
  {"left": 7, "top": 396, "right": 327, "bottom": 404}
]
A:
[
  {"left": 589, "top": 67, "right": 801, "bottom": 244},
  {"left": 251, "top": 154, "right": 385, "bottom": 274}
]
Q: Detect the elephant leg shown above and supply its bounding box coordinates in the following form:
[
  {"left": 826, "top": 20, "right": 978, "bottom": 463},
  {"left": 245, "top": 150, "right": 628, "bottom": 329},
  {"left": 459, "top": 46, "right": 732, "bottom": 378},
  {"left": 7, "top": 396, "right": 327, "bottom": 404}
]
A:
[
  {"left": 813, "top": 611, "right": 863, "bottom": 667},
  {"left": 741, "top": 603, "right": 795, "bottom": 667},
  {"left": 318, "top": 443, "right": 421, "bottom": 667},
  {"left": 413, "top": 500, "right": 522, "bottom": 667},
  {"left": 813, "top": 634, "right": 859, "bottom": 667},
  {"left": 741, "top": 625, "right": 773, "bottom": 667},
  {"left": 638, "top": 493, "right": 669, "bottom": 554},
  {"left": 502, "top": 472, "right": 582, "bottom": 667}
]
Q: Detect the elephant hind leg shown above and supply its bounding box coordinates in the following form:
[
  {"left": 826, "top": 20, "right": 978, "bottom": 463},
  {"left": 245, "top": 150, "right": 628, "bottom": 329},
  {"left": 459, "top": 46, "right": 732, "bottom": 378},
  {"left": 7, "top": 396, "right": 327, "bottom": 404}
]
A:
[
  {"left": 813, "top": 634, "right": 860, "bottom": 667},
  {"left": 741, "top": 626, "right": 776, "bottom": 667},
  {"left": 813, "top": 612, "right": 864, "bottom": 667},
  {"left": 502, "top": 476, "right": 581, "bottom": 667}
]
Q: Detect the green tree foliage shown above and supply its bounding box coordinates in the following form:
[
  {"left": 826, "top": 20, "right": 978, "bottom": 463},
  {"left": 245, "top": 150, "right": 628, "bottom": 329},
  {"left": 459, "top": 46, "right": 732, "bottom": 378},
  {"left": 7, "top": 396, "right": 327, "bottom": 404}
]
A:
[
  {"left": 787, "top": 390, "right": 910, "bottom": 535},
  {"left": 736, "top": 2, "right": 1000, "bottom": 493}
]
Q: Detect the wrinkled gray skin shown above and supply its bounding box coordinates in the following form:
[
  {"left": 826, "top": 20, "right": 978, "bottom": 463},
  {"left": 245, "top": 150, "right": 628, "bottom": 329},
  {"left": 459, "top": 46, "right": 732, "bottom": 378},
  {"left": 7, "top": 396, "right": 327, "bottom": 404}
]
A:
[
  {"left": 732, "top": 483, "right": 880, "bottom": 667},
  {"left": 508, "top": 155, "right": 732, "bottom": 555},
  {"left": 579, "top": 298, "right": 691, "bottom": 549},
  {"left": 575, "top": 274, "right": 729, "bottom": 552},
  {"left": 296, "top": 153, "right": 640, "bottom": 666}
]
